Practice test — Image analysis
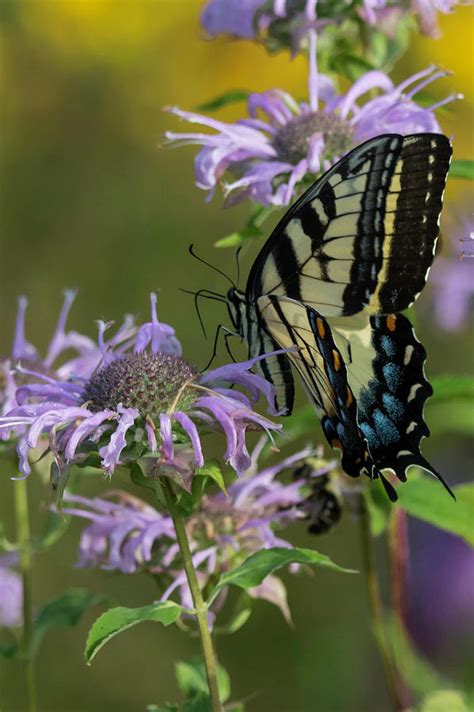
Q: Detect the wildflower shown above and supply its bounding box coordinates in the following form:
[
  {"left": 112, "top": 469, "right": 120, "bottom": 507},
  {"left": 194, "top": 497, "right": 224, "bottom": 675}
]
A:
[
  {"left": 165, "top": 56, "right": 459, "bottom": 206},
  {"left": 64, "top": 440, "right": 336, "bottom": 621},
  {"left": 0, "top": 295, "right": 280, "bottom": 482},
  {"left": 201, "top": 0, "right": 330, "bottom": 53},
  {"left": 411, "top": 0, "right": 460, "bottom": 38},
  {"left": 0, "top": 554, "right": 22, "bottom": 628},
  {"left": 429, "top": 212, "right": 474, "bottom": 331}
]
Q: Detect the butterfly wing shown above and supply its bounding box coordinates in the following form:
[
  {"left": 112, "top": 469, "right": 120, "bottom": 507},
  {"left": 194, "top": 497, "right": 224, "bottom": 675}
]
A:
[
  {"left": 257, "top": 295, "right": 400, "bottom": 498},
  {"left": 246, "top": 133, "right": 451, "bottom": 317},
  {"left": 328, "top": 312, "right": 453, "bottom": 495}
]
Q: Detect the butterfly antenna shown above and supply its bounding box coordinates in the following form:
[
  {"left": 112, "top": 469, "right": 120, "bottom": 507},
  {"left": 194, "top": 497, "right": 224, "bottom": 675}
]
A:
[
  {"left": 189, "top": 244, "right": 235, "bottom": 287},
  {"left": 200, "top": 324, "right": 223, "bottom": 372},
  {"left": 235, "top": 246, "right": 243, "bottom": 287}
]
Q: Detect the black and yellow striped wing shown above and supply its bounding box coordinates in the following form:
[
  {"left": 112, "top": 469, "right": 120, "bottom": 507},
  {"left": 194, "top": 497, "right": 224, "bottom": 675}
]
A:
[
  {"left": 246, "top": 133, "right": 451, "bottom": 317},
  {"left": 258, "top": 296, "right": 453, "bottom": 498}
]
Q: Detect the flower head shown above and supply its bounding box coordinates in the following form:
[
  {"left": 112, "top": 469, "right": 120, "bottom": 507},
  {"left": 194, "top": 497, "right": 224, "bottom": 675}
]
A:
[
  {"left": 0, "top": 554, "right": 22, "bottom": 628},
  {"left": 0, "top": 294, "right": 280, "bottom": 483},
  {"left": 64, "top": 439, "right": 336, "bottom": 621},
  {"left": 0, "top": 291, "right": 124, "bottom": 441},
  {"left": 165, "top": 56, "right": 459, "bottom": 206}
]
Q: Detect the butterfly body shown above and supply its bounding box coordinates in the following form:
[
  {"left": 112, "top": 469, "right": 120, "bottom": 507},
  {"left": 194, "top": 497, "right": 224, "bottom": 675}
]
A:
[{"left": 226, "top": 133, "right": 453, "bottom": 500}]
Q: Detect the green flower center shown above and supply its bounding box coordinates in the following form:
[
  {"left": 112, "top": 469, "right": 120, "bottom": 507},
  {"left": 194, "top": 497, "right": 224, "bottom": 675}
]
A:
[
  {"left": 83, "top": 352, "right": 199, "bottom": 417},
  {"left": 272, "top": 110, "right": 354, "bottom": 165}
]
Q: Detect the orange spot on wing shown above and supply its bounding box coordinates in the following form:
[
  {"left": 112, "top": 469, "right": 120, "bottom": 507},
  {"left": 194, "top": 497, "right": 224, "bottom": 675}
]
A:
[
  {"left": 331, "top": 439, "right": 342, "bottom": 451},
  {"left": 346, "top": 388, "right": 353, "bottom": 407},
  {"left": 386, "top": 314, "right": 397, "bottom": 332},
  {"left": 332, "top": 349, "right": 341, "bottom": 371},
  {"left": 316, "top": 317, "right": 326, "bottom": 338}
]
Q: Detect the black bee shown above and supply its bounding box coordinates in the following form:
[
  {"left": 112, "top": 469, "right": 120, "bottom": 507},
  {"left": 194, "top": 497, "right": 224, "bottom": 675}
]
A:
[{"left": 294, "top": 464, "right": 342, "bottom": 535}]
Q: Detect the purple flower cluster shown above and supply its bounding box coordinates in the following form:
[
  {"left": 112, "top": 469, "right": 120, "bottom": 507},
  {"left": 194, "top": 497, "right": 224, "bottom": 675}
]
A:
[
  {"left": 166, "top": 61, "right": 459, "bottom": 206},
  {"left": 64, "top": 440, "right": 334, "bottom": 621},
  {"left": 201, "top": 0, "right": 461, "bottom": 41},
  {"left": 0, "top": 291, "right": 135, "bottom": 440},
  {"left": 0, "top": 294, "right": 280, "bottom": 482}
]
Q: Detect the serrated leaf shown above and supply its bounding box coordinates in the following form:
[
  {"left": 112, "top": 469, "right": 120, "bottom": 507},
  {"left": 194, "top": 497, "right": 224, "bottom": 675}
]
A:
[
  {"left": 196, "top": 90, "right": 250, "bottom": 112},
  {"left": 31, "top": 588, "right": 108, "bottom": 658},
  {"left": 85, "top": 601, "right": 182, "bottom": 664},
  {"left": 176, "top": 659, "right": 230, "bottom": 703},
  {"left": 397, "top": 480, "right": 474, "bottom": 547},
  {"left": 210, "top": 547, "right": 355, "bottom": 600},
  {"left": 419, "top": 690, "right": 469, "bottom": 712},
  {"left": 450, "top": 159, "right": 474, "bottom": 180}
]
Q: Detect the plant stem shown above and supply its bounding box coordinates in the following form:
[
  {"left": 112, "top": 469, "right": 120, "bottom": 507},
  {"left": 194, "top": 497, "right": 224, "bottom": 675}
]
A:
[
  {"left": 14, "top": 478, "right": 37, "bottom": 712},
  {"left": 161, "top": 478, "right": 222, "bottom": 712},
  {"left": 359, "top": 495, "right": 404, "bottom": 712},
  {"left": 388, "top": 508, "right": 412, "bottom": 708}
]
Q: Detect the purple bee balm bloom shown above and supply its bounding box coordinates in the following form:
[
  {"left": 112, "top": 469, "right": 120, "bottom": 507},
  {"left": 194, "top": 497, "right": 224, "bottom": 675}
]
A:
[
  {"left": 201, "top": 0, "right": 330, "bottom": 53},
  {"left": 0, "top": 292, "right": 111, "bottom": 440},
  {"left": 165, "top": 53, "right": 460, "bottom": 206},
  {"left": 64, "top": 439, "right": 334, "bottom": 621},
  {"left": 0, "top": 554, "right": 22, "bottom": 628},
  {"left": 201, "top": 0, "right": 265, "bottom": 38},
  {"left": 428, "top": 212, "right": 474, "bottom": 331},
  {"left": 411, "top": 0, "right": 460, "bottom": 37},
  {"left": 0, "top": 294, "right": 280, "bottom": 482}
]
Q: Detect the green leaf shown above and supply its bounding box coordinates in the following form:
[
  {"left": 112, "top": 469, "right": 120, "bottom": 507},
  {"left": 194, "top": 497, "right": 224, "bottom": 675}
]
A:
[
  {"left": 214, "top": 592, "right": 253, "bottom": 635},
  {"left": 31, "top": 588, "right": 109, "bottom": 658},
  {"left": 50, "top": 461, "right": 74, "bottom": 513},
  {"left": 176, "top": 659, "right": 230, "bottom": 703},
  {"left": 418, "top": 690, "right": 469, "bottom": 712},
  {"left": 330, "top": 52, "right": 375, "bottom": 80},
  {"left": 35, "top": 510, "right": 70, "bottom": 550},
  {"left": 397, "top": 480, "right": 474, "bottom": 547},
  {"left": 196, "top": 90, "right": 250, "bottom": 112},
  {"left": 210, "top": 546, "right": 355, "bottom": 600},
  {"left": 431, "top": 375, "right": 474, "bottom": 401},
  {"left": 147, "top": 705, "right": 179, "bottom": 712},
  {"left": 450, "top": 159, "right": 474, "bottom": 180},
  {"left": 85, "top": 601, "right": 182, "bottom": 664},
  {"left": 196, "top": 461, "right": 227, "bottom": 494}
]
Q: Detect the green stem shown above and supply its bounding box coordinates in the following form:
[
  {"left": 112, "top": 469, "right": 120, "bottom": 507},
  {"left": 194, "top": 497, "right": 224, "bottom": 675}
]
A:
[
  {"left": 359, "top": 496, "right": 404, "bottom": 712},
  {"left": 161, "top": 478, "right": 222, "bottom": 712},
  {"left": 14, "top": 478, "right": 37, "bottom": 712}
]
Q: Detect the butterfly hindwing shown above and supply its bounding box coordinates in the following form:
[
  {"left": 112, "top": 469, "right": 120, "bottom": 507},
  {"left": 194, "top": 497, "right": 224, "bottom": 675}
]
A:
[
  {"left": 246, "top": 133, "right": 451, "bottom": 317},
  {"left": 258, "top": 295, "right": 395, "bottom": 491}
]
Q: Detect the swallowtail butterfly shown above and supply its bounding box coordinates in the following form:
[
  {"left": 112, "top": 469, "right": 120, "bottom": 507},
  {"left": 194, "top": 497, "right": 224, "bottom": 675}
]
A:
[{"left": 226, "top": 133, "right": 453, "bottom": 501}]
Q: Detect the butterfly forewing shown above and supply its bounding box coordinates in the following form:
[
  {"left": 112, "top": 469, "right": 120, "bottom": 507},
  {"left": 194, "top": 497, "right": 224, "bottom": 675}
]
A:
[{"left": 246, "top": 133, "right": 451, "bottom": 317}]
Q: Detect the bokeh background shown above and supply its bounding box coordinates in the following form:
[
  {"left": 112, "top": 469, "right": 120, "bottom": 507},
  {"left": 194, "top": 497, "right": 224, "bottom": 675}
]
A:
[{"left": 0, "top": 2, "right": 473, "bottom": 711}]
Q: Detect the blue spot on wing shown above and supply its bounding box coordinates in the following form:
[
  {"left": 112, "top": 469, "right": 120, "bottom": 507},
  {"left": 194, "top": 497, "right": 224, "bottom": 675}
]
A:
[
  {"left": 382, "top": 393, "right": 404, "bottom": 421},
  {"left": 380, "top": 335, "right": 397, "bottom": 357},
  {"left": 382, "top": 363, "right": 403, "bottom": 393},
  {"left": 373, "top": 409, "right": 399, "bottom": 444},
  {"left": 360, "top": 422, "right": 381, "bottom": 449}
]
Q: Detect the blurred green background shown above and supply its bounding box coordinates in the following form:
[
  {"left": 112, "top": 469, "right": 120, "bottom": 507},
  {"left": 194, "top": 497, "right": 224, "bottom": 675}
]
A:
[{"left": 0, "top": 2, "right": 472, "bottom": 711}]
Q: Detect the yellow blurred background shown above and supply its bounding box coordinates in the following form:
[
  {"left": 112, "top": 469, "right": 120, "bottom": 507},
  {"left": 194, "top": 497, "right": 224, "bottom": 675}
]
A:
[{"left": 0, "top": 2, "right": 472, "bottom": 711}]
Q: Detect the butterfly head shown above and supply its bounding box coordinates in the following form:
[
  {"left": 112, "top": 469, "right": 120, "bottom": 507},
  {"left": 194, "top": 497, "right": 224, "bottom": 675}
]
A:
[{"left": 226, "top": 287, "right": 247, "bottom": 337}]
